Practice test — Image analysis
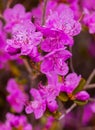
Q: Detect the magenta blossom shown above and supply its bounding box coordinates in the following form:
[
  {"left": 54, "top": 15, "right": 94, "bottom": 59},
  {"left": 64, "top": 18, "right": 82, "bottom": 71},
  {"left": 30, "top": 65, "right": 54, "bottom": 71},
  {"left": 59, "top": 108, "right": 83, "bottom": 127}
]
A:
[
  {"left": 0, "top": 113, "right": 32, "bottom": 130},
  {"left": 31, "top": 1, "right": 57, "bottom": 25},
  {"left": 83, "top": 11, "right": 95, "bottom": 34},
  {"left": 82, "top": 102, "right": 95, "bottom": 125},
  {"left": 40, "top": 27, "right": 73, "bottom": 52},
  {"left": 41, "top": 48, "right": 71, "bottom": 75},
  {"left": 61, "top": 73, "right": 81, "bottom": 93},
  {"left": 0, "top": 21, "right": 11, "bottom": 69},
  {"left": 5, "top": 20, "right": 42, "bottom": 58},
  {"left": 75, "top": 91, "right": 90, "bottom": 101},
  {"left": 61, "top": 73, "right": 90, "bottom": 101},
  {"left": 45, "top": 6, "right": 81, "bottom": 36},
  {"left": 3, "top": 4, "right": 31, "bottom": 32},
  {"left": 25, "top": 88, "right": 46, "bottom": 119},
  {"left": 6, "top": 78, "right": 28, "bottom": 113},
  {"left": 39, "top": 83, "right": 60, "bottom": 112},
  {"left": 81, "top": 0, "right": 95, "bottom": 11}
]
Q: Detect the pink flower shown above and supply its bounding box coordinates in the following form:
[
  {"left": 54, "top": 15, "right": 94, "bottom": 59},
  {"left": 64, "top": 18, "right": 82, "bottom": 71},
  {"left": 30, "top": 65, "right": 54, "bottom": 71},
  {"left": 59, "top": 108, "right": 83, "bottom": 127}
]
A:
[
  {"left": 61, "top": 73, "right": 90, "bottom": 101},
  {"left": 81, "top": 0, "right": 95, "bottom": 11},
  {"left": 41, "top": 48, "right": 71, "bottom": 75},
  {"left": 0, "top": 21, "right": 11, "bottom": 69},
  {"left": 3, "top": 4, "right": 31, "bottom": 31},
  {"left": 75, "top": 91, "right": 90, "bottom": 101},
  {"left": 61, "top": 73, "right": 81, "bottom": 93},
  {"left": 45, "top": 6, "right": 81, "bottom": 36},
  {"left": 25, "top": 88, "right": 46, "bottom": 119},
  {"left": 0, "top": 113, "right": 32, "bottom": 130},
  {"left": 83, "top": 11, "right": 95, "bottom": 34},
  {"left": 6, "top": 113, "right": 32, "bottom": 130},
  {"left": 39, "top": 83, "right": 60, "bottom": 112},
  {"left": 31, "top": 1, "right": 57, "bottom": 25},
  {"left": 6, "top": 79, "right": 28, "bottom": 113},
  {"left": 6, "top": 21, "right": 42, "bottom": 57},
  {"left": 40, "top": 28, "right": 73, "bottom": 52}
]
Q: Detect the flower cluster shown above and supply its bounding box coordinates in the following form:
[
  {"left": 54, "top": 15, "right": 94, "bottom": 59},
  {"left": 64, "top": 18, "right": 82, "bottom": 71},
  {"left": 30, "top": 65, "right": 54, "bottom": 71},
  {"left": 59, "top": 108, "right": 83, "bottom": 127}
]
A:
[
  {"left": 1, "top": 1, "right": 89, "bottom": 120},
  {"left": 6, "top": 78, "right": 28, "bottom": 113},
  {"left": 0, "top": 0, "right": 94, "bottom": 129},
  {"left": 0, "top": 113, "right": 32, "bottom": 130}
]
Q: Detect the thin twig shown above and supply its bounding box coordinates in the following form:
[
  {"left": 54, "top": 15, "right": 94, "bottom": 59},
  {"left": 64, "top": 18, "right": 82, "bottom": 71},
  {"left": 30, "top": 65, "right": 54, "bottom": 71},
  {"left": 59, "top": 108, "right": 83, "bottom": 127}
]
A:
[
  {"left": 89, "top": 98, "right": 95, "bottom": 102},
  {"left": 42, "top": 0, "right": 48, "bottom": 25},
  {"left": 78, "top": 12, "right": 84, "bottom": 22},
  {"left": 23, "top": 59, "right": 33, "bottom": 86},
  {"left": 6, "top": 0, "right": 13, "bottom": 8},
  {"left": 23, "top": 59, "right": 32, "bottom": 75},
  {"left": 59, "top": 103, "right": 77, "bottom": 120},
  {"left": 85, "top": 84, "right": 95, "bottom": 90},
  {"left": 69, "top": 46, "right": 75, "bottom": 72},
  {"left": 84, "top": 69, "right": 95, "bottom": 89}
]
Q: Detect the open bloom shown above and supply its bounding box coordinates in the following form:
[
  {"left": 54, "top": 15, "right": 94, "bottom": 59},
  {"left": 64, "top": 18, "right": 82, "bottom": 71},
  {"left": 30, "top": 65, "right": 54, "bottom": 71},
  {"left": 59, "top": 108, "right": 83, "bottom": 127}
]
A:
[
  {"left": 39, "top": 83, "right": 60, "bottom": 112},
  {"left": 40, "top": 28, "right": 73, "bottom": 52},
  {"left": 83, "top": 10, "right": 95, "bottom": 34},
  {"left": 41, "top": 48, "right": 71, "bottom": 75},
  {"left": 25, "top": 88, "right": 46, "bottom": 119},
  {"left": 45, "top": 6, "right": 81, "bottom": 36},
  {"left": 61, "top": 73, "right": 90, "bottom": 101},
  {"left": 61, "top": 73, "right": 81, "bottom": 93},
  {"left": 3, "top": 4, "right": 31, "bottom": 31},
  {"left": 6, "top": 20, "right": 42, "bottom": 58},
  {"left": 0, "top": 113, "right": 32, "bottom": 130},
  {"left": 6, "top": 78, "right": 28, "bottom": 113}
]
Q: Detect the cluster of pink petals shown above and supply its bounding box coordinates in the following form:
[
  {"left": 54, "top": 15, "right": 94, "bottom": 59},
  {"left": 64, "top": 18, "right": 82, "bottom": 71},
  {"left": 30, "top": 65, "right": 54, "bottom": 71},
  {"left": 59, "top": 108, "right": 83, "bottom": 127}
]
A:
[
  {"left": 81, "top": 0, "right": 95, "bottom": 11},
  {"left": 39, "top": 83, "right": 60, "bottom": 112},
  {"left": 61, "top": 73, "right": 90, "bottom": 101},
  {"left": 0, "top": 21, "right": 11, "bottom": 69},
  {"left": 6, "top": 20, "right": 42, "bottom": 58},
  {"left": 25, "top": 75, "right": 61, "bottom": 119},
  {"left": 31, "top": 1, "right": 57, "bottom": 25},
  {"left": 45, "top": 6, "right": 81, "bottom": 36},
  {"left": 0, "top": 0, "right": 91, "bottom": 121},
  {"left": 40, "top": 28, "right": 73, "bottom": 52},
  {"left": 0, "top": 113, "right": 32, "bottom": 130},
  {"left": 3, "top": 4, "right": 31, "bottom": 32},
  {"left": 80, "top": 0, "right": 95, "bottom": 34},
  {"left": 83, "top": 10, "right": 95, "bottom": 34},
  {"left": 82, "top": 102, "right": 95, "bottom": 125},
  {"left": 6, "top": 78, "right": 28, "bottom": 113},
  {"left": 25, "top": 88, "right": 46, "bottom": 119},
  {"left": 41, "top": 48, "right": 71, "bottom": 75},
  {"left": 61, "top": 73, "right": 81, "bottom": 93}
]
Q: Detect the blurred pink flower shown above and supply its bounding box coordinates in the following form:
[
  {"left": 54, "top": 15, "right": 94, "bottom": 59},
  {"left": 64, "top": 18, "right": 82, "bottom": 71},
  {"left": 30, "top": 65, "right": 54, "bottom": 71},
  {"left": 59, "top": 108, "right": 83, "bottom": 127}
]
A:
[
  {"left": 3, "top": 4, "right": 31, "bottom": 31},
  {"left": 6, "top": 78, "right": 28, "bottom": 113}
]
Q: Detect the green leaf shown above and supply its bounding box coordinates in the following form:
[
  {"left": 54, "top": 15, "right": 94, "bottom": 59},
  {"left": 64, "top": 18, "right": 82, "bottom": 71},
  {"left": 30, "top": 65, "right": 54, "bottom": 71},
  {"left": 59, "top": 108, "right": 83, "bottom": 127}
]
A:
[
  {"left": 58, "top": 92, "right": 69, "bottom": 102},
  {"left": 45, "top": 110, "right": 61, "bottom": 119},
  {"left": 74, "top": 100, "right": 88, "bottom": 106},
  {"left": 16, "top": 78, "right": 27, "bottom": 85},
  {"left": 45, "top": 109, "right": 53, "bottom": 117},
  {"left": 9, "top": 62, "right": 21, "bottom": 77},
  {"left": 53, "top": 111, "right": 62, "bottom": 119},
  {"left": 73, "top": 78, "right": 86, "bottom": 95}
]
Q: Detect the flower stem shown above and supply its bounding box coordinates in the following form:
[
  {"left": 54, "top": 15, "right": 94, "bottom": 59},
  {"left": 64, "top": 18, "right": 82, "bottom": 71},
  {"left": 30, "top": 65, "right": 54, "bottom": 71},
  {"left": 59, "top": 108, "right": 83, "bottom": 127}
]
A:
[
  {"left": 84, "top": 69, "right": 95, "bottom": 89},
  {"left": 89, "top": 98, "right": 95, "bottom": 102},
  {"left": 59, "top": 103, "right": 77, "bottom": 120},
  {"left": 42, "top": 0, "right": 48, "bottom": 25},
  {"left": 23, "top": 59, "right": 32, "bottom": 75},
  {"left": 69, "top": 46, "right": 75, "bottom": 72},
  {"left": 6, "top": 0, "right": 13, "bottom": 8},
  {"left": 85, "top": 84, "right": 95, "bottom": 90}
]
